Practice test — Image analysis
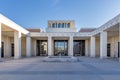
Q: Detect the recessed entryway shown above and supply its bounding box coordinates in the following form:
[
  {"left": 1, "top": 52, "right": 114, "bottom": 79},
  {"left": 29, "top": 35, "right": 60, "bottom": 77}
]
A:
[
  {"left": 1, "top": 42, "right": 4, "bottom": 58},
  {"left": 36, "top": 40, "right": 48, "bottom": 56},
  {"left": 73, "top": 40, "right": 85, "bottom": 56},
  {"left": 11, "top": 43, "right": 14, "bottom": 57},
  {"left": 107, "top": 44, "right": 111, "bottom": 57},
  {"left": 54, "top": 40, "right": 68, "bottom": 56},
  {"left": 118, "top": 42, "right": 120, "bottom": 58}
]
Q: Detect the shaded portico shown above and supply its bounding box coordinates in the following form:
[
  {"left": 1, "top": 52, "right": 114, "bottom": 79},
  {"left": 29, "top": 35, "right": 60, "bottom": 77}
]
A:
[
  {"left": 90, "top": 16, "right": 120, "bottom": 60},
  {"left": 0, "top": 14, "right": 29, "bottom": 60}
]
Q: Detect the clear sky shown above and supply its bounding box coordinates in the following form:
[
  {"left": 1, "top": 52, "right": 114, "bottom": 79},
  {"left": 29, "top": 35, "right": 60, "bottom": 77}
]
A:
[{"left": 0, "top": 0, "right": 120, "bottom": 31}]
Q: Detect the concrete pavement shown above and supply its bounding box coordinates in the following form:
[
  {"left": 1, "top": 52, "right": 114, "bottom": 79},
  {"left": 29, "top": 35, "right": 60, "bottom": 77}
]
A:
[{"left": 0, "top": 57, "right": 120, "bottom": 80}]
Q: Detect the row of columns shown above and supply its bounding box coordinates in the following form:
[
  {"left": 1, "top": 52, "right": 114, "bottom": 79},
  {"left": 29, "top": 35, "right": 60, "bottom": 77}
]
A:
[
  {"left": 0, "top": 22, "right": 32, "bottom": 59},
  {"left": 0, "top": 22, "right": 110, "bottom": 59},
  {"left": 44, "top": 33, "right": 108, "bottom": 58},
  {"left": 90, "top": 31, "right": 107, "bottom": 58},
  {"left": 47, "top": 36, "right": 74, "bottom": 56},
  {"left": 14, "top": 32, "right": 32, "bottom": 59}
]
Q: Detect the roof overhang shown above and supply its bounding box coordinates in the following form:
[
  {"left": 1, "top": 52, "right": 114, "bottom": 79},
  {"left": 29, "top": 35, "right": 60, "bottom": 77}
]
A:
[
  {"left": 91, "top": 14, "right": 120, "bottom": 36},
  {"left": 0, "top": 13, "right": 29, "bottom": 35}
]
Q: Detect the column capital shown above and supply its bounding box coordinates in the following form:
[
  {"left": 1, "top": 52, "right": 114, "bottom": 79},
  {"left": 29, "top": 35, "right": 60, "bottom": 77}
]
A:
[{"left": 26, "top": 33, "right": 31, "bottom": 37}]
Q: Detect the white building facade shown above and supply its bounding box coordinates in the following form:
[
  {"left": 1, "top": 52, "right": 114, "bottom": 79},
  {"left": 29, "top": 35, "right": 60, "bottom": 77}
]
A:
[{"left": 0, "top": 13, "right": 120, "bottom": 61}]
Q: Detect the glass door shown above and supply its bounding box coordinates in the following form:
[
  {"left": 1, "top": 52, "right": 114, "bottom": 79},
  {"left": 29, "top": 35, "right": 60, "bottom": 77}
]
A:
[
  {"left": 37, "top": 40, "right": 48, "bottom": 56},
  {"left": 54, "top": 40, "right": 68, "bottom": 56},
  {"left": 73, "top": 40, "right": 85, "bottom": 56}
]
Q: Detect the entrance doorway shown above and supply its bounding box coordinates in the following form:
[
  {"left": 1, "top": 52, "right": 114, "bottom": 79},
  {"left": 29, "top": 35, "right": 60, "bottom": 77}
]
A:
[
  {"left": 73, "top": 40, "right": 85, "bottom": 56},
  {"left": 11, "top": 43, "right": 14, "bottom": 57},
  {"left": 54, "top": 40, "right": 68, "bottom": 56},
  {"left": 37, "top": 40, "right": 48, "bottom": 56},
  {"left": 107, "top": 44, "right": 111, "bottom": 57},
  {"left": 1, "top": 42, "right": 4, "bottom": 58}
]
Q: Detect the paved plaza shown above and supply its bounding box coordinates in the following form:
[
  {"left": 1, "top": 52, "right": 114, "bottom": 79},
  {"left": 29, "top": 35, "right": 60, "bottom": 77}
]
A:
[{"left": 0, "top": 57, "right": 120, "bottom": 80}]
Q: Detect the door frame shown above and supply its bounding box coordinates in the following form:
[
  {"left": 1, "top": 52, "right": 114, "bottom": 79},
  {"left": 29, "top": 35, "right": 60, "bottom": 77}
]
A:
[
  {"left": 54, "top": 40, "right": 68, "bottom": 56},
  {"left": 36, "top": 40, "right": 48, "bottom": 56},
  {"left": 73, "top": 40, "right": 85, "bottom": 56}
]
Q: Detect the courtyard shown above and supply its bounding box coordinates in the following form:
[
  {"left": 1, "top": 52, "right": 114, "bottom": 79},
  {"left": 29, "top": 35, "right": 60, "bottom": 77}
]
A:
[{"left": 0, "top": 57, "right": 120, "bottom": 80}]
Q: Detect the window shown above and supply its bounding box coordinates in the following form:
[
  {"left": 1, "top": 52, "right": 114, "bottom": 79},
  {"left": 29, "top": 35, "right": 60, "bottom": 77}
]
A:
[
  {"left": 52, "top": 23, "right": 55, "bottom": 28},
  {"left": 62, "top": 23, "right": 64, "bottom": 28},
  {"left": 58, "top": 23, "right": 61, "bottom": 28},
  {"left": 67, "top": 23, "right": 70, "bottom": 28}
]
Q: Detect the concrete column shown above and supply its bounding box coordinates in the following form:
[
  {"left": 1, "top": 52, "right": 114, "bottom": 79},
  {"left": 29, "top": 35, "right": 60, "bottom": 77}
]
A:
[
  {"left": 14, "top": 31, "right": 21, "bottom": 59},
  {"left": 33, "top": 39, "right": 36, "bottom": 56},
  {"left": 51, "top": 39, "right": 53, "bottom": 56},
  {"left": 26, "top": 36, "right": 31, "bottom": 57},
  {"left": 0, "top": 23, "right": 1, "bottom": 59},
  {"left": 69, "top": 36, "right": 73, "bottom": 56},
  {"left": 48, "top": 36, "right": 52, "bottom": 56},
  {"left": 100, "top": 31, "right": 107, "bottom": 59},
  {"left": 4, "top": 37, "right": 10, "bottom": 57},
  {"left": 90, "top": 36, "right": 96, "bottom": 57},
  {"left": 85, "top": 40, "right": 89, "bottom": 56}
]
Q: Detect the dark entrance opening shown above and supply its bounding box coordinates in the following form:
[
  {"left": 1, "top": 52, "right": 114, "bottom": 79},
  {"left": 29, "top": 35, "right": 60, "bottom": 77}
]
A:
[
  {"left": 118, "top": 42, "right": 120, "bottom": 58},
  {"left": 107, "top": 44, "right": 111, "bottom": 57},
  {"left": 11, "top": 43, "right": 14, "bottom": 57},
  {"left": 54, "top": 40, "right": 68, "bottom": 56},
  {"left": 1, "top": 42, "right": 4, "bottom": 58},
  {"left": 37, "top": 40, "right": 48, "bottom": 56},
  {"left": 73, "top": 40, "right": 85, "bottom": 56}
]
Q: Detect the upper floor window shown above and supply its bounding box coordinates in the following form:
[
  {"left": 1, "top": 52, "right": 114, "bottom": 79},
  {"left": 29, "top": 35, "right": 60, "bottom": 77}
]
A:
[
  {"left": 51, "top": 22, "right": 70, "bottom": 28},
  {"left": 58, "top": 23, "right": 61, "bottom": 28},
  {"left": 67, "top": 23, "right": 70, "bottom": 28},
  {"left": 52, "top": 23, "right": 55, "bottom": 28},
  {"left": 62, "top": 23, "right": 64, "bottom": 28}
]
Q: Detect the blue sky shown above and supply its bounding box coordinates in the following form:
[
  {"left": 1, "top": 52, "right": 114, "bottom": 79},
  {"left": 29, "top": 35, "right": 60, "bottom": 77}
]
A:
[{"left": 0, "top": 0, "right": 120, "bottom": 31}]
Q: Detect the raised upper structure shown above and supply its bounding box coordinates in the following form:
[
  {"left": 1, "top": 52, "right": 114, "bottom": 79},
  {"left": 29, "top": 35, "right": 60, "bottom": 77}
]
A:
[{"left": 46, "top": 20, "right": 76, "bottom": 32}]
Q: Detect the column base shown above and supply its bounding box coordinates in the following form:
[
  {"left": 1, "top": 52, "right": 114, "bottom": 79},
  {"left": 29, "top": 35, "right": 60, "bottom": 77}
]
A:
[
  {"left": 26, "top": 55, "right": 31, "bottom": 58},
  {"left": 0, "top": 59, "right": 2, "bottom": 62},
  {"left": 100, "top": 56, "right": 107, "bottom": 59},
  {"left": 90, "top": 55, "right": 95, "bottom": 58},
  {"left": 14, "top": 56, "right": 21, "bottom": 59}
]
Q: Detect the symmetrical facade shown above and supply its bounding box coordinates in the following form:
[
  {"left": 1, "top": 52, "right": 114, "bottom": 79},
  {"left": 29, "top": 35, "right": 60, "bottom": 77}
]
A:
[{"left": 0, "top": 13, "right": 120, "bottom": 61}]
